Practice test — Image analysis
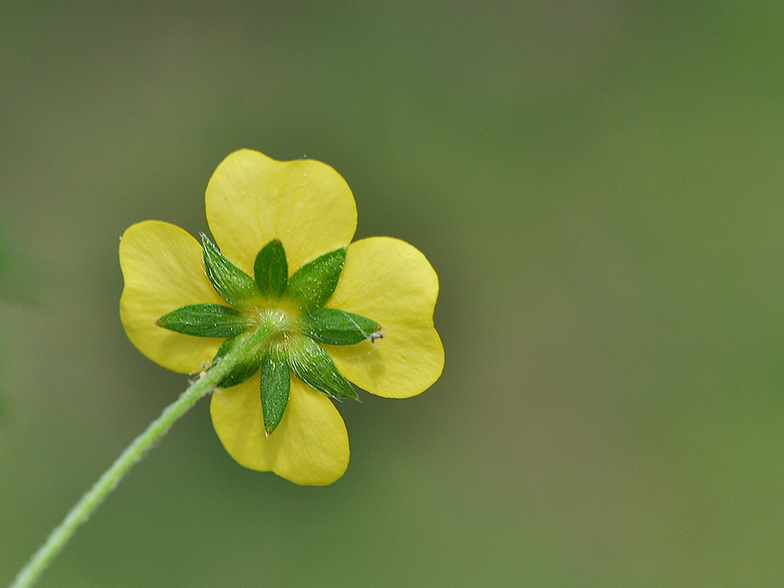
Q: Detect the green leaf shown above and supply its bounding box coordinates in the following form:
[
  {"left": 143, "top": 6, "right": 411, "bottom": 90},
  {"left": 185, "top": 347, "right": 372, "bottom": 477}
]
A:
[
  {"left": 254, "top": 239, "right": 288, "bottom": 298},
  {"left": 157, "top": 304, "right": 251, "bottom": 337},
  {"left": 301, "top": 308, "right": 381, "bottom": 345},
  {"left": 286, "top": 335, "right": 357, "bottom": 400},
  {"left": 260, "top": 348, "right": 290, "bottom": 435},
  {"left": 202, "top": 235, "right": 259, "bottom": 307},
  {"left": 286, "top": 247, "right": 346, "bottom": 311},
  {"left": 211, "top": 334, "right": 266, "bottom": 387}
]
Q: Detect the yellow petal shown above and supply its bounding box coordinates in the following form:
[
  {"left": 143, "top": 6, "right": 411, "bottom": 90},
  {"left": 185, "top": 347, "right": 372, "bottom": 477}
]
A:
[
  {"left": 210, "top": 374, "right": 349, "bottom": 485},
  {"left": 205, "top": 149, "right": 357, "bottom": 276},
  {"left": 326, "top": 237, "right": 444, "bottom": 398},
  {"left": 119, "top": 221, "right": 224, "bottom": 374}
]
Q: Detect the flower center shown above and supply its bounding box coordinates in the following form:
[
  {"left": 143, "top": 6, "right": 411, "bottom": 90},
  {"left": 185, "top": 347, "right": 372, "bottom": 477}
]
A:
[
  {"left": 253, "top": 306, "right": 295, "bottom": 336},
  {"left": 247, "top": 303, "right": 302, "bottom": 355}
]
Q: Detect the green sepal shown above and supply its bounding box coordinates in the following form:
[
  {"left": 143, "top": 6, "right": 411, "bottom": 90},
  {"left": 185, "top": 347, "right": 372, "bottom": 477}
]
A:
[
  {"left": 157, "top": 304, "right": 251, "bottom": 338},
  {"left": 202, "top": 236, "right": 259, "bottom": 307},
  {"left": 260, "top": 348, "right": 290, "bottom": 435},
  {"left": 286, "top": 247, "right": 346, "bottom": 311},
  {"left": 212, "top": 333, "right": 266, "bottom": 388},
  {"left": 286, "top": 335, "right": 357, "bottom": 400},
  {"left": 301, "top": 308, "right": 381, "bottom": 345},
  {"left": 254, "top": 239, "right": 288, "bottom": 298}
]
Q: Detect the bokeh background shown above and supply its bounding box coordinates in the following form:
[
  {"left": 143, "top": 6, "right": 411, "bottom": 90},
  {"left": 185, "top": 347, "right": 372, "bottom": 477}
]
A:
[{"left": 2, "top": 1, "right": 784, "bottom": 586}]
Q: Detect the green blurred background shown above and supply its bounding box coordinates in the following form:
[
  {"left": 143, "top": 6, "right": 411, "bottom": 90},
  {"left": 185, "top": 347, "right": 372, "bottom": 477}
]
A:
[{"left": 2, "top": 1, "right": 784, "bottom": 586}]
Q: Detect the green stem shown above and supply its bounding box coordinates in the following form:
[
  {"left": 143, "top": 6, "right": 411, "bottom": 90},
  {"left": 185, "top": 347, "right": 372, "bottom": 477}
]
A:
[{"left": 10, "top": 331, "right": 266, "bottom": 588}]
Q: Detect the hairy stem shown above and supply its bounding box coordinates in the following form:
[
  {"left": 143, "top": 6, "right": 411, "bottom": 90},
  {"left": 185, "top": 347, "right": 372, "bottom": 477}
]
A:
[{"left": 10, "top": 331, "right": 265, "bottom": 588}]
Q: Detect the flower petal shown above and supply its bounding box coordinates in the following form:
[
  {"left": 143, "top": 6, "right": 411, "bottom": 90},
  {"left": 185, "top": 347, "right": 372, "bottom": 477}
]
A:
[
  {"left": 326, "top": 237, "right": 444, "bottom": 398},
  {"left": 120, "top": 221, "right": 224, "bottom": 374},
  {"left": 210, "top": 374, "right": 349, "bottom": 485},
  {"left": 205, "top": 149, "right": 357, "bottom": 276}
]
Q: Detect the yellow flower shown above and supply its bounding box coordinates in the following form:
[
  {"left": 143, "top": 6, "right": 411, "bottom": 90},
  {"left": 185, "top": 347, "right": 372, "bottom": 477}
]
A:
[{"left": 119, "top": 149, "right": 444, "bottom": 485}]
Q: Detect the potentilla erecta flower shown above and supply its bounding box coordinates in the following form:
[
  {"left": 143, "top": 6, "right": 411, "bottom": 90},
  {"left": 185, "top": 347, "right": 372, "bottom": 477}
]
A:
[{"left": 119, "top": 149, "right": 443, "bottom": 485}]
